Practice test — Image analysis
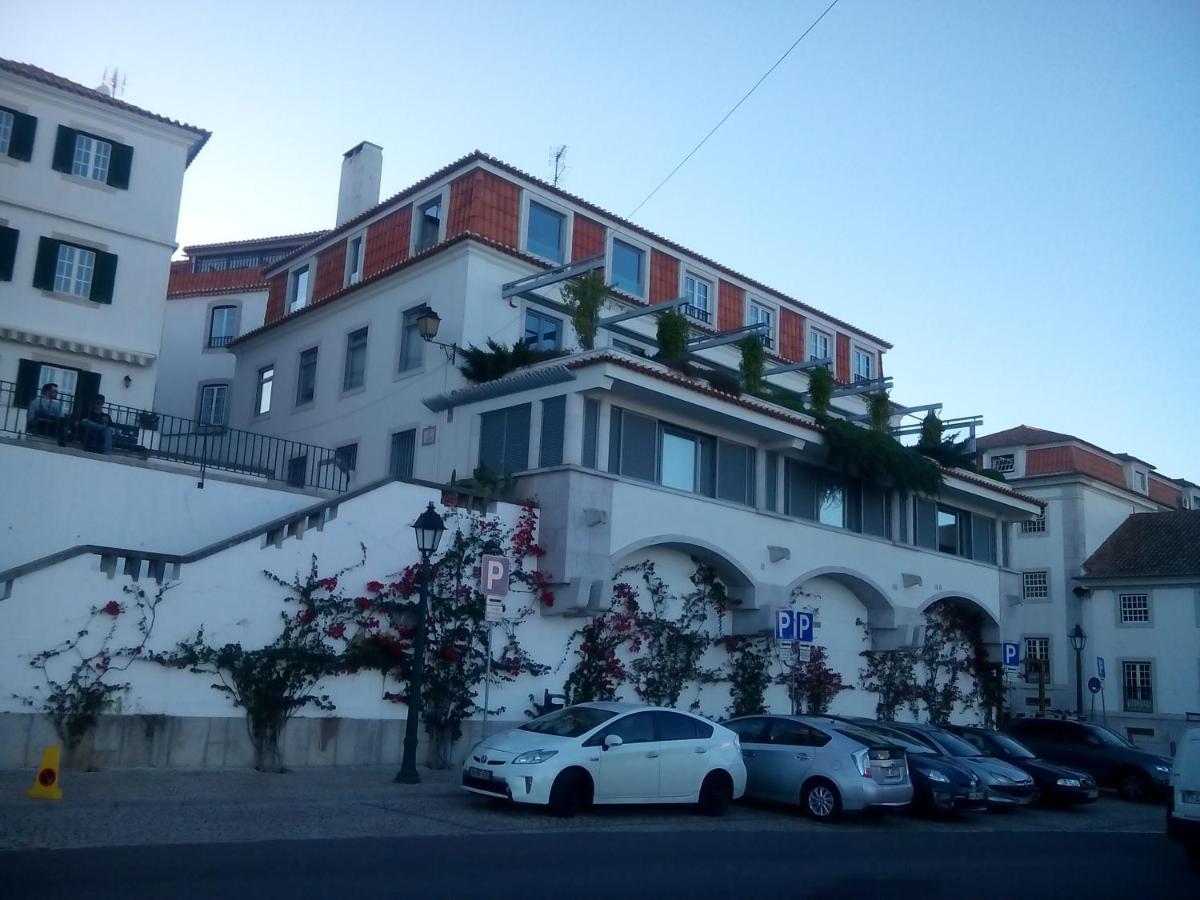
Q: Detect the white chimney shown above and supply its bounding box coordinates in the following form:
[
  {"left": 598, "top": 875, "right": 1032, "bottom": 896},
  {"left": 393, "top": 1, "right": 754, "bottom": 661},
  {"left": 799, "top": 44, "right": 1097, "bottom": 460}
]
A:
[{"left": 336, "top": 141, "right": 383, "bottom": 226}]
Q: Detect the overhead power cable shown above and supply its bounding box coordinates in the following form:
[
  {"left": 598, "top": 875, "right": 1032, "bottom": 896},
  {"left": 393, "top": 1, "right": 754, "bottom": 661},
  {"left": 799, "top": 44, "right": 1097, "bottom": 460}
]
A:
[{"left": 626, "top": 0, "right": 843, "bottom": 219}]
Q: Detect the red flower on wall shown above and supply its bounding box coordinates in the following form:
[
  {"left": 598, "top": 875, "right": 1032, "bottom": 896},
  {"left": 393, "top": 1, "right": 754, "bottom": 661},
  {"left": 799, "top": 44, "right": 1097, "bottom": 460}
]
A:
[
  {"left": 327, "top": 623, "right": 346, "bottom": 640},
  {"left": 102, "top": 601, "right": 122, "bottom": 617},
  {"left": 366, "top": 581, "right": 384, "bottom": 593},
  {"left": 297, "top": 608, "right": 316, "bottom": 625},
  {"left": 440, "top": 646, "right": 463, "bottom": 662},
  {"left": 355, "top": 597, "right": 372, "bottom": 611},
  {"left": 318, "top": 578, "right": 338, "bottom": 591}
]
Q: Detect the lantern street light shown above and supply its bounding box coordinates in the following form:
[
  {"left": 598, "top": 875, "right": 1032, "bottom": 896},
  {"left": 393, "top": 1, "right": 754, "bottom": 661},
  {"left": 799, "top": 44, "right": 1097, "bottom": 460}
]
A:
[
  {"left": 395, "top": 501, "right": 446, "bottom": 784},
  {"left": 416, "top": 307, "right": 460, "bottom": 363},
  {"left": 1069, "top": 623, "right": 1087, "bottom": 717}
]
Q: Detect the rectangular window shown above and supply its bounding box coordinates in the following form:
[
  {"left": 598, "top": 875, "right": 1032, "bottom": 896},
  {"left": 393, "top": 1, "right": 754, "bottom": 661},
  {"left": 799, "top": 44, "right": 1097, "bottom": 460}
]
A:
[
  {"left": 539, "top": 396, "right": 566, "bottom": 467},
  {"left": 936, "top": 505, "right": 971, "bottom": 557},
  {"left": 0, "top": 109, "right": 12, "bottom": 156},
  {"left": 862, "top": 484, "right": 890, "bottom": 538},
  {"left": 296, "top": 348, "right": 318, "bottom": 405},
  {"left": 1022, "top": 571, "right": 1049, "bottom": 600},
  {"left": 683, "top": 272, "right": 712, "bottom": 323},
  {"left": 72, "top": 133, "right": 112, "bottom": 182},
  {"left": 389, "top": 429, "right": 416, "bottom": 479},
  {"left": 852, "top": 348, "right": 873, "bottom": 382},
  {"left": 582, "top": 398, "right": 599, "bottom": 469},
  {"left": 53, "top": 243, "right": 96, "bottom": 297},
  {"left": 1119, "top": 593, "right": 1150, "bottom": 624},
  {"left": 343, "top": 327, "right": 368, "bottom": 391},
  {"left": 914, "top": 497, "right": 937, "bottom": 549},
  {"left": 288, "top": 266, "right": 310, "bottom": 313},
  {"left": 526, "top": 200, "right": 565, "bottom": 263},
  {"left": 334, "top": 443, "right": 358, "bottom": 475},
  {"left": 1023, "top": 637, "right": 1050, "bottom": 683},
  {"left": 36, "top": 363, "right": 80, "bottom": 415},
  {"left": 255, "top": 366, "right": 274, "bottom": 416},
  {"left": 1122, "top": 661, "right": 1153, "bottom": 713},
  {"left": 991, "top": 453, "right": 1016, "bottom": 473},
  {"left": 971, "top": 514, "right": 997, "bottom": 564},
  {"left": 198, "top": 384, "right": 228, "bottom": 425},
  {"left": 660, "top": 429, "right": 702, "bottom": 493},
  {"left": 524, "top": 309, "right": 562, "bottom": 351},
  {"left": 608, "top": 408, "right": 656, "bottom": 482},
  {"left": 208, "top": 306, "right": 237, "bottom": 348},
  {"left": 398, "top": 308, "right": 424, "bottom": 372},
  {"left": 716, "top": 440, "right": 755, "bottom": 506},
  {"left": 765, "top": 450, "right": 778, "bottom": 512},
  {"left": 346, "top": 236, "right": 364, "bottom": 285},
  {"left": 784, "top": 461, "right": 862, "bottom": 531},
  {"left": 611, "top": 239, "right": 645, "bottom": 297},
  {"left": 1020, "top": 514, "right": 1046, "bottom": 534},
  {"left": 1134, "top": 471, "right": 1147, "bottom": 493},
  {"left": 479, "top": 403, "right": 531, "bottom": 475},
  {"left": 808, "top": 329, "right": 831, "bottom": 362},
  {"left": 749, "top": 303, "right": 774, "bottom": 348},
  {"left": 415, "top": 196, "right": 443, "bottom": 253},
  {"left": 287, "top": 454, "right": 307, "bottom": 488}
]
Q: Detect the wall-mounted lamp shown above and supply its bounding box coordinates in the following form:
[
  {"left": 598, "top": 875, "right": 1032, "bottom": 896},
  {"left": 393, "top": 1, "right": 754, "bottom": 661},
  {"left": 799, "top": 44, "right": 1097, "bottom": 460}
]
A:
[
  {"left": 123, "top": 375, "right": 132, "bottom": 388},
  {"left": 416, "top": 308, "right": 460, "bottom": 363}
]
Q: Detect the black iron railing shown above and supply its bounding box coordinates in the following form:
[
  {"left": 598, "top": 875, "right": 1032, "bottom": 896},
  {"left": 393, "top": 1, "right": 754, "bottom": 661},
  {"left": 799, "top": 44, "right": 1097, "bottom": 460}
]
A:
[
  {"left": 2, "top": 380, "right": 348, "bottom": 492},
  {"left": 684, "top": 304, "right": 712, "bottom": 324}
]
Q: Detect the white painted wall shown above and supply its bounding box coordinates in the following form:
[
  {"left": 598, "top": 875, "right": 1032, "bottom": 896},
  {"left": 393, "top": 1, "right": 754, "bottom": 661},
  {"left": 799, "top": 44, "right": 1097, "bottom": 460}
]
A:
[{"left": 0, "top": 440, "right": 318, "bottom": 572}]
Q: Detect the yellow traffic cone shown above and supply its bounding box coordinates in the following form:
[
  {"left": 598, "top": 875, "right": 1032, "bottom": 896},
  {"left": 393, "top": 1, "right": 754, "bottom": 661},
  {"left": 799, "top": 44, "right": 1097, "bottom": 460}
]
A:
[{"left": 25, "top": 746, "right": 63, "bottom": 801}]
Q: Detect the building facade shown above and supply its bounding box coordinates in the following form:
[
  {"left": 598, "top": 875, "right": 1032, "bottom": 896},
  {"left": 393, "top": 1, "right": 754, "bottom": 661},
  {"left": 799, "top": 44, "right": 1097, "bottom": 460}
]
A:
[
  {"left": 976, "top": 426, "right": 1198, "bottom": 732},
  {"left": 0, "top": 58, "right": 208, "bottom": 413}
]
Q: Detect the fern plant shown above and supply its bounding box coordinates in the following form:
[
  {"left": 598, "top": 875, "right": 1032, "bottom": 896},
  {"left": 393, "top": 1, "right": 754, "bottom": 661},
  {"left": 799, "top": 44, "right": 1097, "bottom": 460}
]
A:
[{"left": 459, "top": 339, "right": 564, "bottom": 383}]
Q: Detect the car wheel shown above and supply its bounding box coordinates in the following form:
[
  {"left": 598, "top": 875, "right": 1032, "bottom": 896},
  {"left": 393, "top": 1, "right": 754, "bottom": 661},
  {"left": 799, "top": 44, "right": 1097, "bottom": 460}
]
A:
[
  {"left": 802, "top": 779, "right": 842, "bottom": 821},
  {"left": 697, "top": 772, "right": 734, "bottom": 817},
  {"left": 1116, "top": 769, "right": 1151, "bottom": 802},
  {"left": 548, "top": 770, "right": 590, "bottom": 818}
]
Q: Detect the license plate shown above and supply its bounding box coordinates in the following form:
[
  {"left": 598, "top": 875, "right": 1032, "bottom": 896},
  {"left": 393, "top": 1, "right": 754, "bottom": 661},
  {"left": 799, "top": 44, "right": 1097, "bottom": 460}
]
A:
[
  {"left": 1087, "top": 789, "right": 1099, "bottom": 799},
  {"left": 1183, "top": 791, "right": 1200, "bottom": 804},
  {"left": 467, "top": 766, "right": 492, "bottom": 781},
  {"left": 968, "top": 791, "right": 985, "bottom": 801}
]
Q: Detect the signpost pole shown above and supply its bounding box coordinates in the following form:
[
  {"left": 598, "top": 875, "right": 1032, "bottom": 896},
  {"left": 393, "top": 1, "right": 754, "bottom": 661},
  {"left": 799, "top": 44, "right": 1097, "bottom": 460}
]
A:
[{"left": 482, "top": 623, "right": 493, "bottom": 737}]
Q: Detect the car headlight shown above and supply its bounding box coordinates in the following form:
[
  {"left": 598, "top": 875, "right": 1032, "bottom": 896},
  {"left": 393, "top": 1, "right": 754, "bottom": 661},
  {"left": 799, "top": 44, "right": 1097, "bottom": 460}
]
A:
[
  {"left": 1153, "top": 765, "right": 1170, "bottom": 774},
  {"left": 991, "top": 773, "right": 1013, "bottom": 784},
  {"left": 1056, "top": 777, "right": 1082, "bottom": 787},
  {"left": 512, "top": 749, "right": 559, "bottom": 765},
  {"left": 926, "top": 769, "right": 950, "bottom": 783}
]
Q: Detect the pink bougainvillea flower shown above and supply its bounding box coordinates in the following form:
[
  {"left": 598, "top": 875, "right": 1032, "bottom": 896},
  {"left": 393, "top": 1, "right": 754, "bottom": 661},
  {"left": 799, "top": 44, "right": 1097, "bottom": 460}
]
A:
[
  {"left": 355, "top": 597, "right": 371, "bottom": 611},
  {"left": 366, "top": 580, "right": 384, "bottom": 593},
  {"left": 319, "top": 577, "right": 338, "bottom": 591},
  {"left": 327, "top": 622, "right": 346, "bottom": 640},
  {"left": 102, "top": 600, "right": 121, "bottom": 617},
  {"left": 297, "top": 608, "right": 316, "bottom": 625}
]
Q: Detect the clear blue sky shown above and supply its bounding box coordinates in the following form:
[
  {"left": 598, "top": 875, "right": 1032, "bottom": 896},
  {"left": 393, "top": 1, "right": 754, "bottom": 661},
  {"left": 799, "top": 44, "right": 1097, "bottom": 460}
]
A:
[{"left": 6, "top": 1, "right": 1197, "bottom": 477}]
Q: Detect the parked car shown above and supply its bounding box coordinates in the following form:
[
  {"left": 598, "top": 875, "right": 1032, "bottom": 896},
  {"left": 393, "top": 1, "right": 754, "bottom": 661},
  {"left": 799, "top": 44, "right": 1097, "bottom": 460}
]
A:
[
  {"left": 723, "top": 714, "right": 912, "bottom": 820},
  {"left": 942, "top": 725, "right": 1098, "bottom": 806},
  {"left": 858, "top": 720, "right": 1036, "bottom": 808},
  {"left": 1005, "top": 717, "right": 1172, "bottom": 801},
  {"left": 461, "top": 702, "right": 746, "bottom": 817},
  {"left": 1168, "top": 726, "right": 1200, "bottom": 866},
  {"left": 826, "top": 716, "right": 986, "bottom": 815}
]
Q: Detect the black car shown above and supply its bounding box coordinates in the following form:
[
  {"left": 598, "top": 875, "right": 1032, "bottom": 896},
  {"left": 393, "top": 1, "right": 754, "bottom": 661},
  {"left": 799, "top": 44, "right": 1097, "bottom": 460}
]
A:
[
  {"left": 1005, "top": 718, "right": 1171, "bottom": 801},
  {"left": 943, "top": 725, "right": 1099, "bottom": 806},
  {"left": 828, "top": 718, "right": 986, "bottom": 815}
]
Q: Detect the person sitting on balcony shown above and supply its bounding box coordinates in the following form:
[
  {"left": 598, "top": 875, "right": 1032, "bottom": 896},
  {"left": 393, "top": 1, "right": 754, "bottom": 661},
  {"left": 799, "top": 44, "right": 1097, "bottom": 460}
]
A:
[
  {"left": 78, "top": 395, "right": 114, "bottom": 454},
  {"left": 27, "top": 383, "right": 70, "bottom": 446}
]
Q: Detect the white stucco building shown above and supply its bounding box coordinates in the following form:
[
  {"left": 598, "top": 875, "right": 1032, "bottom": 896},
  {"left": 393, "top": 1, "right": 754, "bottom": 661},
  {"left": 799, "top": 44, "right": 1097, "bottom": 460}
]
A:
[
  {"left": 976, "top": 426, "right": 1197, "bottom": 740},
  {"left": 0, "top": 57, "right": 208, "bottom": 413}
]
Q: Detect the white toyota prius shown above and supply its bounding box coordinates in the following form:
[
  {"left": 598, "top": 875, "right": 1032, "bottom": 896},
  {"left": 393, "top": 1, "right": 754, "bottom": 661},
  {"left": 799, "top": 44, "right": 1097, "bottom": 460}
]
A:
[{"left": 461, "top": 702, "right": 747, "bottom": 816}]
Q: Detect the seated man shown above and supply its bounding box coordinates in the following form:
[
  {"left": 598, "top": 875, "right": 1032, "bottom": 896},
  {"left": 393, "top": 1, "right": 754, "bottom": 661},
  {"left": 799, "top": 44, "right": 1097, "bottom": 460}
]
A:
[
  {"left": 77, "top": 394, "right": 115, "bottom": 454},
  {"left": 27, "top": 382, "right": 70, "bottom": 445}
]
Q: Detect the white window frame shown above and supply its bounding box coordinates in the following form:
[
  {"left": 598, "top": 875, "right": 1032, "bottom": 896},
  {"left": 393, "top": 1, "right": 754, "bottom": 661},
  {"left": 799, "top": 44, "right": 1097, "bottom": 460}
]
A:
[
  {"left": 53, "top": 243, "right": 96, "bottom": 297},
  {"left": 72, "top": 133, "right": 112, "bottom": 183},
  {"left": 1121, "top": 659, "right": 1154, "bottom": 713},
  {"left": 288, "top": 264, "right": 311, "bottom": 313},
  {"left": 852, "top": 346, "right": 874, "bottom": 383},
  {"left": 681, "top": 269, "right": 714, "bottom": 324},
  {"left": 1022, "top": 570, "right": 1049, "bottom": 601},
  {"left": 1133, "top": 470, "right": 1147, "bottom": 494},
  {"left": 1019, "top": 513, "right": 1046, "bottom": 534},
  {"left": 206, "top": 304, "right": 239, "bottom": 350},
  {"left": 344, "top": 233, "right": 365, "bottom": 286},
  {"left": 255, "top": 365, "right": 274, "bottom": 417},
  {"left": 396, "top": 303, "right": 427, "bottom": 377},
  {"left": 808, "top": 326, "right": 832, "bottom": 362},
  {"left": 1118, "top": 592, "right": 1151, "bottom": 626},
  {"left": 991, "top": 453, "right": 1016, "bottom": 473},
  {"left": 342, "top": 325, "right": 370, "bottom": 394},
  {"left": 747, "top": 298, "right": 775, "bottom": 349},
  {"left": 0, "top": 109, "right": 13, "bottom": 156},
  {"left": 410, "top": 187, "right": 449, "bottom": 255},
  {"left": 1023, "top": 635, "right": 1051, "bottom": 683},
  {"left": 520, "top": 191, "right": 572, "bottom": 265},
  {"left": 36, "top": 363, "right": 80, "bottom": 415},
  {"left": 607, "top": 233, "right": 649, "bottom": 299},
  {"left": 198, "top": 383, "right": 229, "bottom": 426}
]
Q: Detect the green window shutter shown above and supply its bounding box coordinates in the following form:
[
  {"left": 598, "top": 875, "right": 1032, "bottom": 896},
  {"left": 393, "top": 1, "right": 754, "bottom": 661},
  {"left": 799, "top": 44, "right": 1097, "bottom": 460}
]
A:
[
  {"left": 8, "top": 110, "right": 36, "bottom": 161},
  {"left": 52, "top": 126, "right": 76, "bottom": 173},
  {"left": 0, "top": 226, "right": 17, "bottom": 281},
  {"left": 106, "top": 142, "right": 133, "bottom": 189},
  {"left": 14, "top": 359, "right": 41, "bottom": 408},
  {"left": 90, "top": 250, "right": 118, "bottom": 303},
  {"left": 73, "top": 371, "right": 101, "bottom": 419},
  {"left": 32, "top": 237, "right": 59, "bottom": 290}
]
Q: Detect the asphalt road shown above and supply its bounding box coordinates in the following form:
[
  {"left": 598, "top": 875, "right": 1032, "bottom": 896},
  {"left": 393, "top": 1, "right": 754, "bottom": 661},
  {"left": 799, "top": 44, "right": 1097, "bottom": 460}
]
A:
[{"left": 0, "top": 829, "right": 1192, "bottom": 900}]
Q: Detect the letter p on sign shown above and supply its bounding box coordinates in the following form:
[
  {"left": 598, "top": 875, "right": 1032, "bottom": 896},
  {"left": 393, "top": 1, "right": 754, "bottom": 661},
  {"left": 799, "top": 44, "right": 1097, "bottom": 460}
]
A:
[{"left": 481, "top": 554, "right": 510, "bottom": 598}]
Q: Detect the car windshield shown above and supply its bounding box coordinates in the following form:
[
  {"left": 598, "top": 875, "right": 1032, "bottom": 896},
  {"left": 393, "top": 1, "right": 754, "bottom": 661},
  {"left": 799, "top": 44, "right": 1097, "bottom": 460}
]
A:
[
  {"left": 519, "top": 706, "right": 618, "bottom": 737},
  {"left": 926, "top": 729, "right": 988, "bottom": 758},
  {"left": 982, "top": 732, "right": 1037, "bottom": 759},
  {"left": 1088, "top": 725, "right": 1135, "bottom": 749},
  {"left": 855, "top": 726, "right": 934, "bottom": 755},
  {"left": 833, "top": 725, "right": 898, "bottom": 748}
]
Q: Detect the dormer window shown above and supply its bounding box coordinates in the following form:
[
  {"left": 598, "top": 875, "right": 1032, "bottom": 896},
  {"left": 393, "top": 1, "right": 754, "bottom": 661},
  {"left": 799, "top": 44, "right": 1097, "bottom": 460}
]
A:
[
  {"left": 991, "top": 453, "right": 1015, "bottom": 474},
  {"left": 1133, "top": 471, "right": 1147, "bottom": 493},
  {"left": 808, "top": 328, "right": 831, "bottom": 362},
  {"left": 683, "top": 271, "right": 712, "bottom": 323},
  {"left": 748, "top": 302, "right": 774, "bottom": 348},
  {"left": 852, "top": 347, "right": 874, "bottom": 383},
  {"left": 288, "top": 265, "right": 310, "bottom": 313}
]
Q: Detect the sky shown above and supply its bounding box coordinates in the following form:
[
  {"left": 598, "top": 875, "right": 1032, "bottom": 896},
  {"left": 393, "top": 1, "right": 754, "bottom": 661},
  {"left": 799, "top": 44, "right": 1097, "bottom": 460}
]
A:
[{"left": 4, "top": 0, "right": 1198, "bottom": 477}]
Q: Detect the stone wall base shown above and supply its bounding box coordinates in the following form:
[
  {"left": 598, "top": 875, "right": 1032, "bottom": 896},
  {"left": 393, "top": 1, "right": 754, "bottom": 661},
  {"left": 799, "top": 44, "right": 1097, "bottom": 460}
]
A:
[{"left": 0, "top": 712, "right": 515, "bottom": 771}]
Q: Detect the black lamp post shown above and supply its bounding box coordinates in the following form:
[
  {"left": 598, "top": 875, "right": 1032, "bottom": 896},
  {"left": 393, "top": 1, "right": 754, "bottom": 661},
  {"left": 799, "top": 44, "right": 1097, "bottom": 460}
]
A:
[
  {"left": 395, "top": 501, "right": 446, "bottom": 784},
  {"left": 1069, "top": 623, "right": 1087, "bottom": 717},
  {"left": 415, "top": 307, "right": 460, "bottom": 363}
]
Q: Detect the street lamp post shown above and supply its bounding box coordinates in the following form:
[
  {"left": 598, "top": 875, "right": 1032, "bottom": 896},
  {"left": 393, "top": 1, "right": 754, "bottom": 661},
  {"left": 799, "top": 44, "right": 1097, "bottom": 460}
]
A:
[
  {"left": 395, "top": 501, "right": 446, "bottom": 784},
  {"left": 1069, "top": 623, "right": 1087, "bottom": 717}
]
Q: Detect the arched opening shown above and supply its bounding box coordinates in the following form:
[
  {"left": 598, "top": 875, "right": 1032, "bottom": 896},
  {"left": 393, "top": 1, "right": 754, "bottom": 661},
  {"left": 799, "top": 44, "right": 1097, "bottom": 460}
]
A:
[{"left": 609, "top": 536, "right": 756, "bottom": 607}]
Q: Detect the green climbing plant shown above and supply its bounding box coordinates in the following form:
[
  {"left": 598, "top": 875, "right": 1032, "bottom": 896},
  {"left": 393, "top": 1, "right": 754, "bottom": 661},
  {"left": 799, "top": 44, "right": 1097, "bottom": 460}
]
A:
[{"left": 560, "top": 271, "right": 609, "bottom": 351}]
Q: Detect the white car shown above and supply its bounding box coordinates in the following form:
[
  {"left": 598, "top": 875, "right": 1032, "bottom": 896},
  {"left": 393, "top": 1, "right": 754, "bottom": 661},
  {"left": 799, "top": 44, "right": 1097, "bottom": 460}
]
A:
[
  {"left": 1169, "top": 726, "right": 1200, "bottom": 866},
  {"left": 461, "top": 702, "right": 747, "bottom": 816}
]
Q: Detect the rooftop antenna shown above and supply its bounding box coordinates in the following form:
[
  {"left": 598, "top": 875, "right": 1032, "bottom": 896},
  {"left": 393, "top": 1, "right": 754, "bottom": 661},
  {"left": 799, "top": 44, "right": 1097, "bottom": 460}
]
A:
[
  {"left": 97, "top": 68, "right": 126, "bottom": 99},
  {"left": 549, "top": 145, "right": 568, "bottom": 187}
]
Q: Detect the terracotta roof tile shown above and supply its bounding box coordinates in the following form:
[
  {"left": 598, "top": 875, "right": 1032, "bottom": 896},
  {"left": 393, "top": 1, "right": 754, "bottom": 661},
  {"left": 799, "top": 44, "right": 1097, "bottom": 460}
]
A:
[
  {"left": 167, "top": 262, "right": 269, "bottom": 298},
  {"left": 1081, "top": 511, "right": 1200, "bottom": 579},
  {"left": 0, "top": 57, "right": 210, "bottom": 163},
  {"left": 182, "top": 230, "right": 327, "bottom": 255}
]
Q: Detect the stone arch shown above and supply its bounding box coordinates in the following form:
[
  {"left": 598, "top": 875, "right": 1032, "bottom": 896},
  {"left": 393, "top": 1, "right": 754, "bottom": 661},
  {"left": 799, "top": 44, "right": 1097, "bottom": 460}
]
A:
[
  {"left": 609, "top": 535, "right": 756, "bottom": 607},
  {"left": 919, "top": 591, "right": 1000, "bottom": 643},
  {"left": 788, "top": 567, "right": 896, "bottom": 630}
]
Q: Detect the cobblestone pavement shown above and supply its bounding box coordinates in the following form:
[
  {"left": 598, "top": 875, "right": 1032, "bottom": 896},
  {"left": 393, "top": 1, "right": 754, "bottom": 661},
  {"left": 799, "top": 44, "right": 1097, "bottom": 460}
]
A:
[{"left": 0, "top": 765, "right": 1167, "bottom": 851}]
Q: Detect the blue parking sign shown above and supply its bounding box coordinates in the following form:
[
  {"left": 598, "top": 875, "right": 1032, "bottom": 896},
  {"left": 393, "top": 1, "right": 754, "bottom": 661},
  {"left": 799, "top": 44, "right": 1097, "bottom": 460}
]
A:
[
  {"left": 1002, "top": 642, "right": 1020, "bottom": 668},
  {"left": 775, "top": 609, "right": 814, "bottom": 643}
]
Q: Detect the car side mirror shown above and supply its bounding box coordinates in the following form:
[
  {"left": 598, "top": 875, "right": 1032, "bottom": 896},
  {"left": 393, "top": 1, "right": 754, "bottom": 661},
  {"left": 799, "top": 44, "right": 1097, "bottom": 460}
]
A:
[{"left": 603, "top": 734, "right": 623, "bottom": 751}]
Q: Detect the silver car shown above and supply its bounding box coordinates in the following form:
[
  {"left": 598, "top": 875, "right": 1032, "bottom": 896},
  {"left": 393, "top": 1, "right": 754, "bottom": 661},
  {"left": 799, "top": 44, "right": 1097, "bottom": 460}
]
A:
[{"left": 725, "top": 714, "right": 913, "bottom": 820}]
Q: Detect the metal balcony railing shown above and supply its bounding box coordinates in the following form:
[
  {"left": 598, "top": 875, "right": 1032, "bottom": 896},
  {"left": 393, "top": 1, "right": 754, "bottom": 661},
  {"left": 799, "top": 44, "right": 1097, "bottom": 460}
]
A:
[
  {"left": 1, "top": 379, "right": 348, "bottom": 492},
  {"left": 684, "top": 304, "right": 712, "bottom": 324},
  {"left": 207, "top": 334, "right": 235, "bottom": 349}
]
